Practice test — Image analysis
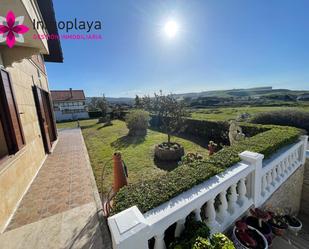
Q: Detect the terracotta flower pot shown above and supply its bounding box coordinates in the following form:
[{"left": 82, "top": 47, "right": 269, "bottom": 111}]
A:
[{"left": 268, "top": 216, "right": 288, "bottom": 236}]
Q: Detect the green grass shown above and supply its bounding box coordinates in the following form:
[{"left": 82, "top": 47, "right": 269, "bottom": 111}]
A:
[
  {"left": 57, "top": 119, "right": 209, "bottom": 194},
  {"left": 190, "top": 106, "right": 309, "bottom": 121}
]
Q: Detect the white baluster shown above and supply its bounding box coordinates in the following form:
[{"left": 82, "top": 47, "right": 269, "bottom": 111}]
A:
[
  {"left": 194, "top": 208, "right": 202, "bottom": 222},
  {"left": 266, "top": 171, "right": 272, "bottom": 192},
  {"left": 238, "top": 178, "right": 249, "bottom": 206},
  {"left": 217, "top": 190, "right": 228, "bottom": 222},
  {"left": 294, "top": 150, "right": 299, "bottom": 166},
  {"left": 205, "top": 198, "right": 219, "bottom": 229},
  {"left": 174, "top": 219, "right": 186, "bottom": 238},
  {"left": 276, "top": 164, "right": 282, "bottom": 182},
  {"left": 279, "top": 161, "right": 284, "bottom": 180},
  {"left": 154, "top": 233, "right": 166, "bottom": 249},
  {"left": 228, "top": 184, "right": 238, "bottom": 214},
  {"left": 291, "top": 150, "right": 296, "bottom": 168},
  {"left": 271, "top": 168, "right": 277, "bottom": 186},
  {"left": 284, "top": 159, "right": 289, "bottom": 174},
  {"left": 261, "top": 174, "right": 267, "bottom": 196},
  {"left": 287, "top": 156, "right": 292, "bottom": 171}
]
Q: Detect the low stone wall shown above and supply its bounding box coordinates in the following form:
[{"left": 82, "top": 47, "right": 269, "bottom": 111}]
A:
[
  {"left": 263, "top": 164, "right": 305, "bottom": 214},
  {"left": 300, "top": 158, "right": 309, "bottom": 215}
]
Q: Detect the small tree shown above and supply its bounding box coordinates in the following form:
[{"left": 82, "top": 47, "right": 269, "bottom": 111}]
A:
[
  {"left": 144, "top": 91, "right": 188, "bottom": 144},
  {"left": 88, "top": 97, "right": 99, "bottom": 111},
  {"left": 134, "top": 95, "right": 142, "bottom": 109},
  {"left": 97, "top": 94, "right": 109, "bottom": 117},
  {"left": 126, "top": 110, "right": 150, "bottom": 136}
]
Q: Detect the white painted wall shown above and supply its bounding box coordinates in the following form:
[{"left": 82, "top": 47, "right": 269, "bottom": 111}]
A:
[{"left": 55, "top": 111, "right": 89, "bottom": 122}]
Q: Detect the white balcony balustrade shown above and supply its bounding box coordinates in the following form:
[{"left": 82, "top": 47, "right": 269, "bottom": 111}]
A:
[{"left": 108, "top": 135, "right": 308, "bottom": 249}]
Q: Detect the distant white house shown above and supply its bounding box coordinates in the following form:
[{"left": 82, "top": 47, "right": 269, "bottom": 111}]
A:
[{"left": 51, "top": 88, "right": 89, "bottom": 121}]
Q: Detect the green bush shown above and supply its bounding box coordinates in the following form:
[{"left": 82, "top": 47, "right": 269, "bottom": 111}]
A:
[
  {"left": 112, "top": 123, "right": 301, "bottom": 215},
  {"left": 169, "top": 217, "right": 211, "bottom": 249},
  {"left": 192, "top": 237, "right": 212, "bottom": 249},
  {"left": 211, "top": 233, "right": 235, "bottom": 249},
  {"left": 251, "top": 110, "right": 309, "bottom": 134},
  {"left": 168, "top": 217, "right": 234, "bottom": 249},
  {"left": 125, "top": 110, "right": 150, "bottom": 136}
]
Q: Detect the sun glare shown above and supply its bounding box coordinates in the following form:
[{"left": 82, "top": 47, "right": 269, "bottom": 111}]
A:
[{"left": 163, "top": 20, "right": 179, "bottom": 39}]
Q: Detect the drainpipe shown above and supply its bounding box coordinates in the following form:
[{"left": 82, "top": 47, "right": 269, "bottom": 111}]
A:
[{"left": 113, "top": 152, "right": 128, "bottom": 193}]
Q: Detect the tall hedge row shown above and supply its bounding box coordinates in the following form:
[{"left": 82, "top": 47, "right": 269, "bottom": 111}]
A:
[
  {"left": 251, "top": 110, "right": 309, "bottom": 134},
  {"left": 150, "top": 116, "right": 269, "bottom": 145},
  {"left": 112, "top": 124, "right": 301, "bottom": 215}
]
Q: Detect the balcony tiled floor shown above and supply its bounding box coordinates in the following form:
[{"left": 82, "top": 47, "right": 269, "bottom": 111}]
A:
[
  {"left": 272, "top": 213, "right": 309, "bottom": 249},
  {"left": 0, "top": 128, "right": 112, "bottom": 249},
  {"left": 6, "top": 129, "right": 94, "bottom": 231}
]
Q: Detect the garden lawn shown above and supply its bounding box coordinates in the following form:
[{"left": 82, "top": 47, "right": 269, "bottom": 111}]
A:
[{"left": 57, "top": 119, "right": 209, "bottom": 194}]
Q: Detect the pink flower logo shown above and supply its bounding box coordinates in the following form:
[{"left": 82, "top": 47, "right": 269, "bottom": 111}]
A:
[{"left": 0, "top": 10, "right": 29, "bottom": 48}]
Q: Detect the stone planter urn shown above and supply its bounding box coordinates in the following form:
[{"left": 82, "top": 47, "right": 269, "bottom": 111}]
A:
[{"left": 154, "top": 142, "right": 184, "bottom": 161}]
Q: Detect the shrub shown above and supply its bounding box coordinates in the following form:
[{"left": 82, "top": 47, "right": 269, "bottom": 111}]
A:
[
  {"left": 211, "top": 233, "right": 235, "bottom": 249},
  {"left": 251, "top": 110, "right": 309, "bottom": 134},
  {"left": 125, "top": 110, "right": 150, "bottom": 136},
  {"left": 112, "top": 124, "right": 301, "bottom": 215},
  {"left": 88, "top": 111, "right": 103, "bottom": 118},
  {"left": 169, "top": 217, "right": 211, "bottom": 249},
  {"left": 192, "top": 237, "right": 212, "bottom": 249}
]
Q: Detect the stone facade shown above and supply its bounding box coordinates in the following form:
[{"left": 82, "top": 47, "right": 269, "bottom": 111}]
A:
[
  {"left": 263, "top": 164, "right": 305, "bottom": 214},
  {"left": 300, "top": 158, "right": 309, "bottom": 215},
  {"left": 0, "top": 57, "right": 49, "bottom": 232}
]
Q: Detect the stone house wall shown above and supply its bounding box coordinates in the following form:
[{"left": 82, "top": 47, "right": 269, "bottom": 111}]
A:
[
  {"left": 0, "top": 56, "right": 50, "bottom": 232},
  {"left": 262, "top": 164, "right": 305, "bottom": 214},
  {"left": 300, "top": 158, "right": 309, "bottom": 215}
]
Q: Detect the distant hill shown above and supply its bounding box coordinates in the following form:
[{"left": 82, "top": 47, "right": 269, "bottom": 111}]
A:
[
  {"left": 173, "top": 87, "right": 309, "bottom": 100},
  {"left": 86, "top": 87, "right": 309, "bottom": 106},
  {"left": 86, "top": 97, "right": 134, "bottom": 105}
]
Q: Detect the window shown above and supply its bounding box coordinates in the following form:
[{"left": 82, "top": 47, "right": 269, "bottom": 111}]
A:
[
  {"left": 0, "top": 119, "right": 8, "bottom": 158},
  {"left": 0, "top": 69, "right": 25, "bottom": 160}
]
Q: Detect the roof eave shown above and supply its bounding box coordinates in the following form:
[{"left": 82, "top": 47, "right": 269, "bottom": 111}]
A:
[{"left": 36, "top": 0, "right": 63, "bottom": 63}]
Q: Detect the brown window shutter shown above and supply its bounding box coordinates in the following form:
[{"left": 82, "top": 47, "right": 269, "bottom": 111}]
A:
[{"left": 0, "top": 69, "right": 25, "bottom": 151}]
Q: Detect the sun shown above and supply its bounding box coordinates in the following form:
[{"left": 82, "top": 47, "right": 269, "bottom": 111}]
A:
[{"left": 163, "top": 20, "right": 179, "bottom": 39}]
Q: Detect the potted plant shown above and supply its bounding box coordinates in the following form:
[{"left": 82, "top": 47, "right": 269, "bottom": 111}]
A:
[
  {"left": 268, "top": 209, "right": 288, "bottom": 236},
  {"left": 232, "top": 220, "right": 268, "bottom": 249},
  {"left": 285, "top": 215, "right": 302, "bottom": 234},
  {"left": 208, "top": 141, "right": 217, "bottom": 156},
  {"left": 143, "top": 91, "right": 188, "bottom": 162},
  {"left": 211, "top": 233, "right": 235, "bottom": 249},
  {"left": 180, "top": 152, "right": 203, "bottom": 165},
  {"left": 246, "top": 209, "right": 272, "bottom": 246}
]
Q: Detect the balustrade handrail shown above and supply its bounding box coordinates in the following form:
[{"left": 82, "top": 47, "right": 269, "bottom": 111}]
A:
[
  {"left": 108, "top": 135, "right": 308, "bottom": 249},
  {"left": 261, "top": 140, "right": 303, "bottom": 174}
]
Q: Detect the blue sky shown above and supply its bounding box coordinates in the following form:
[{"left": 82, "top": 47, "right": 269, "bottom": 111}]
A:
[{"left": 47, "top": 0, "right": 309, "bottom": 97}]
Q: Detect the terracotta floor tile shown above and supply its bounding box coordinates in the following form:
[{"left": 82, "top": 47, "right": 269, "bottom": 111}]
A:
[{"left": 5, "top": 129, "right": 96, "bottom": 232}]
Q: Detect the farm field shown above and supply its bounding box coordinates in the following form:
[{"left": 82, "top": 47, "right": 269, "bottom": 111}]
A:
[{"left": 190, "top": 105, "right": 309, "bottom": 121}]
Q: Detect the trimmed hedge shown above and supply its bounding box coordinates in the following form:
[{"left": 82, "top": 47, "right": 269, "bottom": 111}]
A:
[
  {"left": 89, "top": 110, "right": 129, "bottom": 120},
  {"left": 251, "top": 109, "right": 309, "bottom": 134},
  {"left": 112, "top": 123, "right": 301, "bottom": 215},
  {"left": 88, "top": 111, "right": 103, "bottom": 118},
  {"left": 150, "top": 116, "right": 269, "bottom": 145}
]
